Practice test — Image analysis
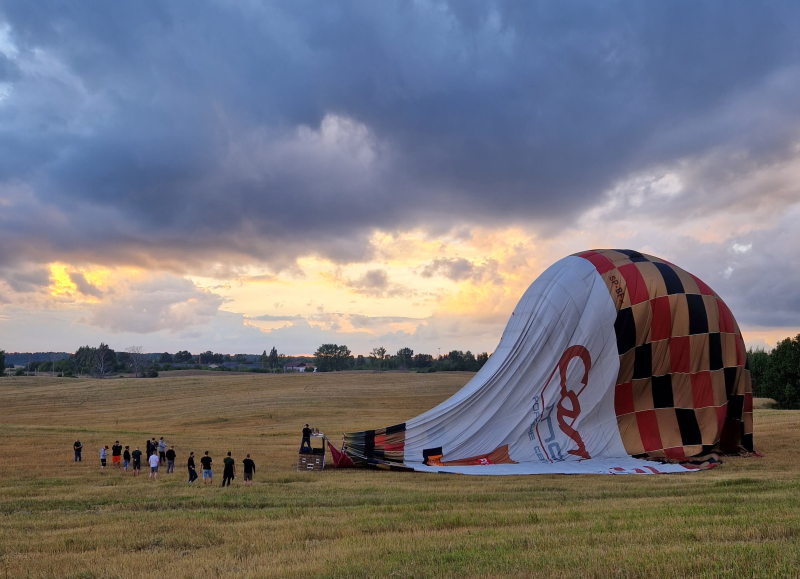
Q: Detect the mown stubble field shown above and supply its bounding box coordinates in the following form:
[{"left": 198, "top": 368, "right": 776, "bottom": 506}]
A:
[{"left": 0, "top": 371, "right": 798, "bottom": 578}]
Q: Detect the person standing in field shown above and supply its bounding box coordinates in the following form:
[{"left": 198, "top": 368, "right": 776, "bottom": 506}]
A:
[
  {"left": 131, "top": 447, "right": 142, "bottom": 477},
  {"left": 122, "top": 446, "right": 131, "bottom": 472},
  {"left": 242, "top": 454, "right": 255, "bottom": 486},
  {"left": 111, "top": 440, "right": 122, "bottom": 468},
  {"left": 221, "top": 451, "right": 235, "bottom": 487},
  {"left": 148, "top": 451, "right": 160, "bottom": 479},
  {"left": 99, "top": 445, "right": 108, "bottom": 470},
  {"left": 145, "top": 438, "right": 153, "bottom": 458},
  {"left": 200, "top": 451, "right": 213, "bottom": 485},
  {"left": 165, "top": 446, "right": 176, "bottom": 474},
  {"left": 73, "top": 439, "right": 83, "bottom": 462},
  {"left": 158, "top": 437, "right": 167, "bottom": 463},
  {"left": 300, "top": 424, "right": 312, "bottom": 452},
  {"left": 187, "top": 451, "right": 198, "bottom": 484}
]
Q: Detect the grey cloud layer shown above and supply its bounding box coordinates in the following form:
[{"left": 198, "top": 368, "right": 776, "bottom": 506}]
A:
[{"left": 2, "top": 2, "right": 800, "bottom": 331}]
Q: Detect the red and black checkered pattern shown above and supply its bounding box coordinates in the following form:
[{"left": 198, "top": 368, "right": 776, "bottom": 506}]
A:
[
  {"left": 342, "top": 423, "right": 409, "bottom": 469},
  {"left": 576, "top": 249, "right": 754, "bottom": 459}
]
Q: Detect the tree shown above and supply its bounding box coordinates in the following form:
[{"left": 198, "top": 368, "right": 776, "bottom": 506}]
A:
[
  {"left": 370, "top": 346, "right": 387, "bottom": 371},
  {"left": 159, "top": 352, "right": 174, "bottom": 364},
  {"left": 54, "top": 358, "right": 74, "bottom": 376},
  {"left": 747, "top": 348, "right": 770, "bottom": 397},
  {"left": 315, "top": 344, "right": 338, "bottom": 372},
  {"left": 268, "top": 346, "right": 280, "bottom": 371},
  {"left": 413, "top": 353, "right": 433, "bottom": 369},
  {"left": 764, "top": 335, "right": 800, "bottom": 409},
  {"left": 0, "top": 350, "right": 5, "bottom": 376},
  {"left": 335, "top": 344, "right": 353, "bottom": 370},
  {"left": 126, "top": 346, "right": 148, "bottom": 378},
  {"left": 174, "top": 350, "right": 193, "bottom": 363},
  {"left": 94, "top": 343, "right": 116, "bottom": 377},
  {"left": 396, "top": 347, "right": 414, "bottom": 370},
  {"left": 444, "top": 350, "right": 465, "bottom": 371},
  {"left": 463, "top": 351, "right": 477, "bottom": 371},
  {"left": 72, "top": 345, "right": 116, "bottom": 376},
  {"left": 315, "top": 344, "right": 353, "bottom": 372}
]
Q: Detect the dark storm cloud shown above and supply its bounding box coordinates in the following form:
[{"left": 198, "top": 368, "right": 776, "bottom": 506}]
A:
[{"left": 1, "top": 1, "right": 800, "bottom": 269}]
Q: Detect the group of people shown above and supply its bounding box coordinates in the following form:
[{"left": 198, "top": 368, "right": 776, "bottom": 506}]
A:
[
  {"left": 190, "top": 450, "right": 256, "bottom": 486},
  {"left": 73, "top": 438, "right": 257, "bottom": 486}
]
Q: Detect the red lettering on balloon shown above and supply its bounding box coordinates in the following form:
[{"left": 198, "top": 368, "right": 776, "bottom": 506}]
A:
[{"left": 555, "top": 345, "right": 592, "bottom": 459}]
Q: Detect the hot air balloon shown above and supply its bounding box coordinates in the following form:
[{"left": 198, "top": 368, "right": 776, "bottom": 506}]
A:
[{"left": 340, "top": 249, "right": 754, "bottom": 475}]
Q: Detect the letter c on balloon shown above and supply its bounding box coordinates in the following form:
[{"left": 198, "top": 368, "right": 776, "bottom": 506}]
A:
[{"left": 555, "top": 345, "right": 592, "bottom": 459}]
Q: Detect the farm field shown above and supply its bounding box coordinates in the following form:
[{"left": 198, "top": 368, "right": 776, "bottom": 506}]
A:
[{"left": 0, "top": 371, "right": 798, "bottom": 578}]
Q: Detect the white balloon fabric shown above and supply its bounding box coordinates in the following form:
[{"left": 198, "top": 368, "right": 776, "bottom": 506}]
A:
[{"left": 342, "top": 250, "right": 754, "bottom": 475}]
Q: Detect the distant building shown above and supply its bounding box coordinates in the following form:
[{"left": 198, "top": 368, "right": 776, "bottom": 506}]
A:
[{"left": 284, "top": 362, "right": 315, "bottom": 373}]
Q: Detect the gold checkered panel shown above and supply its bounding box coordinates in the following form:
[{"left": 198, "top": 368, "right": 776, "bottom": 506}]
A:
[{"left": 576, "top": 249, "right": 754, "bottom": 459}]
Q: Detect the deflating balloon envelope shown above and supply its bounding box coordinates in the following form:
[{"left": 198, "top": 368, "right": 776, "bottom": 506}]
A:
[{"left": 342, "top": 249, "right": 754, "bottom": 475}]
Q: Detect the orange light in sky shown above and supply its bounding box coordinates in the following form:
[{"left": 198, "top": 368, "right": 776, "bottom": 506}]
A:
[{"left": 48, "top": 264, "right": 76, "bottom": 297}]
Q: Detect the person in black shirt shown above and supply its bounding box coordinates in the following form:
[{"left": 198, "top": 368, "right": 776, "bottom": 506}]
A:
[
  {"left": 111, "top": 441, "right": 122, "bottom": 468},
  {"left": 165, "top": 446, "right": 176, "bottom": 474},
  {"left": 200, "top": 451, "right": 213, "bottom": 485},
  {"left": 187, "top": 451, "right": 198, "bottom": 484},
  {"left": 221, "top": 451, "right": 235, "bottom": 487},
  {"left": 242, "top": 454, "right": 256, "bottom": 486},
  {"left": 131, "top": 447, "right": 142, "bottom": 476},
  {"left": 122, "top": 446, "right": 131, "bottom": 471},
  {"left": 300, "top": 424, "right": 312, "bottom": 453},
  {"left": 73, "top": 440, "right": 83, "bottom": 462}
]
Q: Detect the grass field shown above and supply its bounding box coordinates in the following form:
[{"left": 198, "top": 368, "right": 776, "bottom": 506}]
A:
[{"left": 0, "top": 371, "right": 798, "bottom": 578}]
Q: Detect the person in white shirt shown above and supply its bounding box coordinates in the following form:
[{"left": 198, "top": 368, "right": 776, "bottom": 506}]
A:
[{"left": 148, "top": 451, "right": 160, "bottom": 479}]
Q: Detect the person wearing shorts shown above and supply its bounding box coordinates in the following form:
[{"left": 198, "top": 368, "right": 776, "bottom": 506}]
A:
[
  {"left": 148, "top": 451, "right": 160, "bottom": 479},
  {"left": 99, "top": 445, "right": 108, "bottom": 470},
  {"left": 200, "top": 451, "right": 213, "bottom": 484},
  {"left": 131, "top": 447, "right": 142, "bottom": 477},
  {"left": 111, "top": 441, "right": 122, "bottom": 467},
  {"left": 242, "top": 454, "right": 255, "bottom": 486}
]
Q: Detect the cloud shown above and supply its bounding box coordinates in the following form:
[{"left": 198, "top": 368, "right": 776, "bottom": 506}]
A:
[
  {"left": 420, "top": 257, "right": 502, "bottom": 285},
  {"left": 69, "top": 272, "right": 102, "bottom": 298},
  {"left": 1, "top": 3, "right": 800, "bottom": 352},
  {"left": 84, "top": 274, "right": 224, "bottom": 333},
  {"left": 342, "top": 268, "right": 413, "bottom": 298},
  {"left": 0, "top": 2, "right": 798, "bottom": 273},
  {"left": 1, "top": 265, "right": 50, "bottom": 293}
]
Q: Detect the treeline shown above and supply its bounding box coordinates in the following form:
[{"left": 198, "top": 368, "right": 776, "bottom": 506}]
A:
[
  {"left": 313, "top": 344, "right": 489, "bottom": 373},
  {"left": 6, "top": 335, "right": 798, "bottom": 404},
  {"left": 0, "top": 345, "right": 309, "bottom": 378},
  {"left": 748, "top": 334, "right": 800, "bottom": 409},
  {"left": 0, "top": 344, "right": 490, "bottom": 377},
  {"left": 1, "top": 345, "right": 161, "bottom": 378}
]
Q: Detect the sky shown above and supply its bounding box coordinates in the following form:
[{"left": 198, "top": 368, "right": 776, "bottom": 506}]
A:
[{"left": 2, "top": 1, "right": 800, "bottom": 357}]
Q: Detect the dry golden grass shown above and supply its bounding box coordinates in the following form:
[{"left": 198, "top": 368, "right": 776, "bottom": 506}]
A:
[{"left": 0, "top": 371, "right": 798, "bottom": 578}]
